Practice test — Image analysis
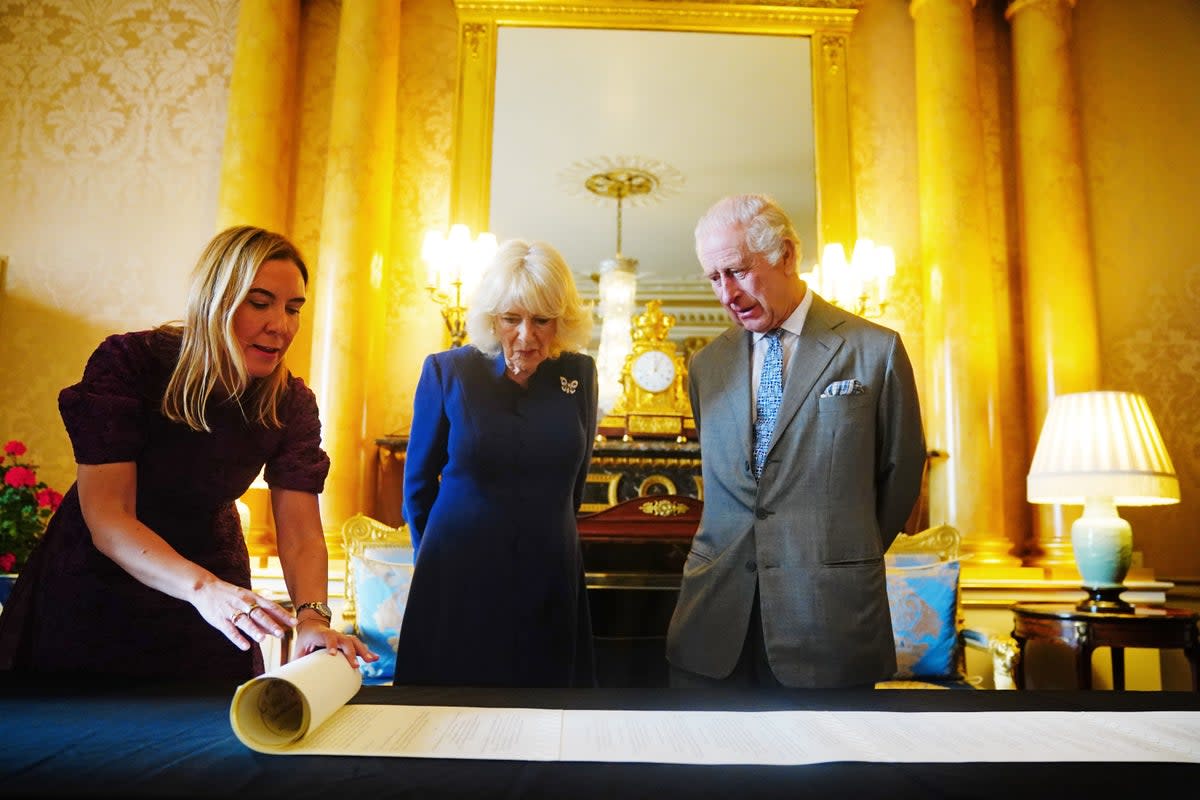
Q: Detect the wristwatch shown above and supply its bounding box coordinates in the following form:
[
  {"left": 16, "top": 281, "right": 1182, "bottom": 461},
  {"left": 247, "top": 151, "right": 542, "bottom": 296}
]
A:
[{"left": 295, "top": 601, "right": 333, "bottom": 623}]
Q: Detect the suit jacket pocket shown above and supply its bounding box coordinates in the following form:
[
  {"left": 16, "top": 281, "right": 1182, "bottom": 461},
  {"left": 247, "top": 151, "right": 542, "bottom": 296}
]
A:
[
  {"left": 823, "top": 555, "right": 883, "bottom": 568},
  {"left": 817, "top": 393, "right": 872, "bottom": 414}
]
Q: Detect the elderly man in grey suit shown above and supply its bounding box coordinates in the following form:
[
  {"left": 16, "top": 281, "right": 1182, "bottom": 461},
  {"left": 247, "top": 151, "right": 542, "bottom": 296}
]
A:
[{"left": 666, "top": 193, "right": 926, "bottom": 689}]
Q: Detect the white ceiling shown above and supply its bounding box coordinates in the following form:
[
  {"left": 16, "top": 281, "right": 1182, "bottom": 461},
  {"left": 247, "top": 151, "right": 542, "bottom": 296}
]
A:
[{"left": 489, "top": 26, "right": 817, "bottom": 291}]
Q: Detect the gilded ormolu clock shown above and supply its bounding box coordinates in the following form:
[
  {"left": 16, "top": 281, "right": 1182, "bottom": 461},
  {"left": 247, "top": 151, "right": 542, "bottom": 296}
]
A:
[{"left": 598, "top": 300, "right": 697, "bottom": 441}]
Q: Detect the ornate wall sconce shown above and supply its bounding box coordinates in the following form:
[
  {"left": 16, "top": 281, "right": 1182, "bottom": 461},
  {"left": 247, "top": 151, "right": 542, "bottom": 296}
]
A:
[
  {"left": 800, "top": 238, "right": 895, "bottom": 318},
  {"left": 421, "top": 224, "right": 497, "bottom": 347}
]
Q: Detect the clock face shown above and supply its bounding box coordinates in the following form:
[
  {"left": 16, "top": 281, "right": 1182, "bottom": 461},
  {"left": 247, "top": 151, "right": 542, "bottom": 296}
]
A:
[{"left": 631, "top": 350, "right": 677, "bottom": 393}]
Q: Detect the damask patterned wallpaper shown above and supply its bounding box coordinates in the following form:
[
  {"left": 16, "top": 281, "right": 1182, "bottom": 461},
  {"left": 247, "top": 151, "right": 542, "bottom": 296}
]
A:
[
  {"left": 1075, "top": 0, "right": 1200, "bottom": 579},
  {"left": 0, "top": 0, "right": 238, "bottom": 493}
]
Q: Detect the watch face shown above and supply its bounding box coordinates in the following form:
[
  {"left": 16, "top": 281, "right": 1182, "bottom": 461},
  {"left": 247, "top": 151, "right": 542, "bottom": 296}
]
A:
[{"left": 631, "top": 350, "right": 677, "bottom": 393}]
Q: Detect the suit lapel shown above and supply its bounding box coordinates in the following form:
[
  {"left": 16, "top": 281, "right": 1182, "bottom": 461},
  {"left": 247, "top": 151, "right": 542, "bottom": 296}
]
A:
[
  {"left": 706, "top": 327, "right": 754, "bottom": 470},
  {"left": 766, "top": 294, "right": 844, "bottom": 455}
]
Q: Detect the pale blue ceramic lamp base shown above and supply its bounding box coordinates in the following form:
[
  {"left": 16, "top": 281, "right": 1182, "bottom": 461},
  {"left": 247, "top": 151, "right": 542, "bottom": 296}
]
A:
[{"left": 1071, "top": 496, "right": 1134, "bottom": 614}]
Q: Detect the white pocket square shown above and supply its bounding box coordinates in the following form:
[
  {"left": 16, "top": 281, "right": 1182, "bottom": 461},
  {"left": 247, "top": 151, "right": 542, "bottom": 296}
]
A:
[{"left": 820, "top": 379, "right": 866, "bottom": 397}]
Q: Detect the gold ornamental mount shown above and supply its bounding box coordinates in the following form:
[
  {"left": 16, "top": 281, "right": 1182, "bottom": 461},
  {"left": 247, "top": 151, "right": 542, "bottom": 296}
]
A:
[{"left": 584, "top": 168, "right": 658, "bottom": 202}]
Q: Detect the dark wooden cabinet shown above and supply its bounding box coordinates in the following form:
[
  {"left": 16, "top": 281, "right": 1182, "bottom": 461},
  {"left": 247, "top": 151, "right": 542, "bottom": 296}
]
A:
[
  {"left": 577, "top": 494, "right": 700, "bottom": 688},
  {"left": 374, "top": 435, "right": 702, "bottom": 522}
]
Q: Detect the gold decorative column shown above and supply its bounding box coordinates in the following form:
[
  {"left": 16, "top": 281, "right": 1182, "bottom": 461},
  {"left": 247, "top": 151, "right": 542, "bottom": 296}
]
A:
[
  {"left": 309, "top": 1, "right": 401, "bottom": 537},
  {"left": 911, "top": 0, "right": 1016, "bottom": 565},
  {"left": 216, "top": 0, "right": 299, "bottom": 232},
  {"left": 1006, "top": 0, "right": 1101, "bottom": 571}
]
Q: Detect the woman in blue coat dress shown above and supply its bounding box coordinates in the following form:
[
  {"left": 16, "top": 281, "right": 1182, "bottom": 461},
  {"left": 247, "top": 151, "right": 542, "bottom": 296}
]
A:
[{"left": 396, "top": 239, "right": 598, "bottom": 688}]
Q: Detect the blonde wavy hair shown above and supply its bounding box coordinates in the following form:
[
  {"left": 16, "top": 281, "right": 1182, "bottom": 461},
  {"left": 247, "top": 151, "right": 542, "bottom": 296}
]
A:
[
  {"left": 160, "top": 225, "right": 309, "bottom": 432},
  {"left": 465, "top": 239, "right": 593, "bottom": 356}
]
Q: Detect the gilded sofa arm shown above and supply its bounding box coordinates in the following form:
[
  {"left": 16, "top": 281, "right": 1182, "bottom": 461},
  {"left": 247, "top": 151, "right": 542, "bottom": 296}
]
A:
[{"left": 962, "top": 628, "right": 1019, "bottom": 690}]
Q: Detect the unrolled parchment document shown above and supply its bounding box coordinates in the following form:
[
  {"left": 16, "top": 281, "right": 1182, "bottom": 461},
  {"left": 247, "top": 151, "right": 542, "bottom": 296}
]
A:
[{"left": 230, "top": 652, "right": 1200, "bottom": 763}]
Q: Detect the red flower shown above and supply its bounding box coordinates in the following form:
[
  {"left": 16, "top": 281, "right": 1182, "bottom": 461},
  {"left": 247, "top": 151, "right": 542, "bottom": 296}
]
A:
[
  {"left": 4, "top": 466, "right": 36, "bottom": 489},
  {"left": 1, "top": 440, "right": 59, "bottom": 572},
  {"left": 36, "top": 488, "right": 63, "bottom": 511}
]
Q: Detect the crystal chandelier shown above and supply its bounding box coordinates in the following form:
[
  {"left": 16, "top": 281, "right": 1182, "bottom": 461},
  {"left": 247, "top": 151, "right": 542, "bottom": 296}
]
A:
[{"left": 561, "top": 156, "right": 683, "bottom": 413}]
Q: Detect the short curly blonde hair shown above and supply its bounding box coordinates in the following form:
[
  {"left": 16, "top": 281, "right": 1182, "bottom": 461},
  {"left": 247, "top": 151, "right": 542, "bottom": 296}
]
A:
[{"left": 465, "top": 239, "right": 593, "bottom": 356}]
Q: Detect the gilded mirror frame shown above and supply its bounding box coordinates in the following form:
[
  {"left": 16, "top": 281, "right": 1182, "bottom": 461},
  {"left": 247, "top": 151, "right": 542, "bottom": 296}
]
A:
[{"left": 450, "top": 0, "right": 859, "bottom": 255}]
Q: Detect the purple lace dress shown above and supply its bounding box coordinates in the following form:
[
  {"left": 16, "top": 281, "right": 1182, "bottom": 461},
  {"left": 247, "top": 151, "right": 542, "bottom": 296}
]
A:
[{"left": 0, "top": 330, "right": 329, "bottom": 681}]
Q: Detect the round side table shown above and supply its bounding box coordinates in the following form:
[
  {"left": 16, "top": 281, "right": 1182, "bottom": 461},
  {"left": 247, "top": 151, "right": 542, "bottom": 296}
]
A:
[{"left": 1010, "top": 603, "right": 1200, "bottom": 691}]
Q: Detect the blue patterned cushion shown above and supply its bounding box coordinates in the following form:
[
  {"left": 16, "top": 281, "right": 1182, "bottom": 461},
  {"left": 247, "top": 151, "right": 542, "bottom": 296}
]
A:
[
  {"left": 885, "top": 557, "right": 962, "bottom": 680},
  {"left": 350, "top": 550, "right": 414, "bottom": 685}
]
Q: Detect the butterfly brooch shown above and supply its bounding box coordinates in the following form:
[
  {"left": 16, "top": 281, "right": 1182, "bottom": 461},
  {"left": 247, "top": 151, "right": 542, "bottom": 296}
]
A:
[{"left": 560, "top": 376, "right": 579, "bottom": 395}]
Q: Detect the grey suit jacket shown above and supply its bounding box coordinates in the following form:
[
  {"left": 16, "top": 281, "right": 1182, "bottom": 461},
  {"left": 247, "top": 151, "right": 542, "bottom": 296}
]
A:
[{"left": 665, "top": 293, "right": 926, "bottom": 688}]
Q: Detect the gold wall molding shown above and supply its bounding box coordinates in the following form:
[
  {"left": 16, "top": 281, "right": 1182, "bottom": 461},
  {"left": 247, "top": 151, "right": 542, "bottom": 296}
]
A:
[
  {"left": 455, "top": 1, "right": 857, "bottom": 31},
  {"left": 820, "top": 33, "right": 844, "bottom": 75},
  {"left": 464, "top": 23, "right": 488, "bottom": 57}
]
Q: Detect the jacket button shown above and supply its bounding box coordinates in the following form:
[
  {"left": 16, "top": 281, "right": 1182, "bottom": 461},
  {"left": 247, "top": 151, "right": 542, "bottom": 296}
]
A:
[
  {"left": 745, "top": 560, "right": 757, "bottom": 572},
  {"left": 755, "top": 508, "right": 768, "bottom": 520}
]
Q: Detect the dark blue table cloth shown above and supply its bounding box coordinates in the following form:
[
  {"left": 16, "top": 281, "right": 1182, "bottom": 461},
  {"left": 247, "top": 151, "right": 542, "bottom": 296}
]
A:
[{"left": 3, "top": 676, "right": 1198, "bottom": 799}]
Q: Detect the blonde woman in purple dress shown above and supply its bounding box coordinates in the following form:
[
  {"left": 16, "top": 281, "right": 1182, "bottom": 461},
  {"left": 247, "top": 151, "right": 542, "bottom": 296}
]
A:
[{"left": 0, "top": 226, "right": 376, "bottom": 681}]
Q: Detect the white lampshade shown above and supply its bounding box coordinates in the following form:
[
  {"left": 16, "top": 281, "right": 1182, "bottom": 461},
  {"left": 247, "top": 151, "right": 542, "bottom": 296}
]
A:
[{"left": 1027, "top": 391, "right": 1179, "bottom": 506}]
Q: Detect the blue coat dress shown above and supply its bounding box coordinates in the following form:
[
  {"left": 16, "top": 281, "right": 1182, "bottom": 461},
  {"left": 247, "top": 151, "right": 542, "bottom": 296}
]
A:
[{"left": 395, "top": 346, "right": 598, "bottom": 687}]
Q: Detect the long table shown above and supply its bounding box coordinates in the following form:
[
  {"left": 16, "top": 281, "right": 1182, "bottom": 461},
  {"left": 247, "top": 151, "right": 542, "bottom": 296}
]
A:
[{"left": 3, "top": 677, "right": 1198, "bottom": 798}]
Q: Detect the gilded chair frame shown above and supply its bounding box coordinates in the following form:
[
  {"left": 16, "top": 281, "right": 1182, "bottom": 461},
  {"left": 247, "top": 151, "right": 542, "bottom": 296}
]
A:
[
  {"left": 888, "top": 523, "right": 962, "bottom": 563},
  {"left": 340, "top": 513, "right": 412, "bottom": 627},
  {"left": 881, "top": 524, "right": 970, "bottom": 687},
  {"left": 883, "top": 525, "right": 1019, "bottom": 689}
]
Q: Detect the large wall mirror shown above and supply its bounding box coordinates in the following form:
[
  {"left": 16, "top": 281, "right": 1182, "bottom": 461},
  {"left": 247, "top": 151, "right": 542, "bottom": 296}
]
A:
[{"left": 451, "top": 0, "right": 858, "bottom": 340}]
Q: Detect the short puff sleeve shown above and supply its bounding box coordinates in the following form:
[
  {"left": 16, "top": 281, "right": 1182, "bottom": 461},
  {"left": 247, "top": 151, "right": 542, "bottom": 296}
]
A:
[
  {"left": 262, "top": 376, "right": 331, "bottom": 495},
  {"left": 57, "top": 334, "right": 155, "bottom": 465}
]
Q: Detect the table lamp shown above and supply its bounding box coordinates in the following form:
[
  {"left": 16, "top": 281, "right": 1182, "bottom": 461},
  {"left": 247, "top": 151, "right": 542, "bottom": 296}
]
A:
[{"left": 1026, "top": 391, "right": 1179, "bottom": 613}]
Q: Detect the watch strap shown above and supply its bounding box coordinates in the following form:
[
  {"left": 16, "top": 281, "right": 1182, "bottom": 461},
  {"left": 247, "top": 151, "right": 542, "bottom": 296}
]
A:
[{"left": 295, "top": 601, "right": 332, "bottom": 622}]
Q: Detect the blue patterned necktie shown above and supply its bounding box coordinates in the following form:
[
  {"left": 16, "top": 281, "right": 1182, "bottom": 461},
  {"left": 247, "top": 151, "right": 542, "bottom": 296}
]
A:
[{"left": 753, "top": 329, "right": 784, "bottom": 479}]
